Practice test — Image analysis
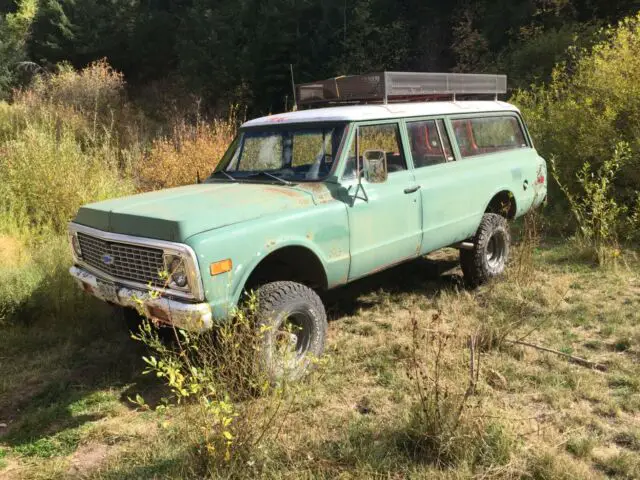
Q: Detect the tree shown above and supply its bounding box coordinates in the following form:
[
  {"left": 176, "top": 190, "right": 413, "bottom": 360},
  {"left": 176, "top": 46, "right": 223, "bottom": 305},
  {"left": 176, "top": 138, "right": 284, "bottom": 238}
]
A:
[
  {"left": 0, "top": 0, "right": 37, "bottom": 98},
  {"left": 28, "top": 0, "right": 139, "bottom": 75}
]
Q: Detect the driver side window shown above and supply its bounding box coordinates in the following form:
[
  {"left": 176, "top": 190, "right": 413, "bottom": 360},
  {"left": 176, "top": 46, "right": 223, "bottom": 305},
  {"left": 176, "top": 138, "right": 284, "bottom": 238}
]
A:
[{"left": 343, "top": 123, "right": 406, "bottom": 179}]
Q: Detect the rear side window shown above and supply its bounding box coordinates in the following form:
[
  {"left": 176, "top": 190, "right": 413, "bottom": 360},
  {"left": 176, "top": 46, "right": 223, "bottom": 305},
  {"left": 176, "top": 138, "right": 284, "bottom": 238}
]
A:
[
  {"left": 407, "top": 119, "right": 454, "bottom": 168},
  {"left": 452, "top": 116, "right": 527, "bottom": 158}
]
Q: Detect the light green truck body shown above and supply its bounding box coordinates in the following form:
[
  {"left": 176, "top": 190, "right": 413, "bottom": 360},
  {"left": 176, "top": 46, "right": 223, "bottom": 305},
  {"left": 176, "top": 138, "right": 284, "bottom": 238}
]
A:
[{"left": 69, "top": 100, "right": 547, "bottom": 330}]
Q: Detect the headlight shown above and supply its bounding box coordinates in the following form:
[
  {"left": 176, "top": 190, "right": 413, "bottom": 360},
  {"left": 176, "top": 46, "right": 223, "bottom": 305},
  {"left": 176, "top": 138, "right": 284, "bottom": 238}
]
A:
[{"left": 164, "top": 254, "right": 189, "bottom": 289}]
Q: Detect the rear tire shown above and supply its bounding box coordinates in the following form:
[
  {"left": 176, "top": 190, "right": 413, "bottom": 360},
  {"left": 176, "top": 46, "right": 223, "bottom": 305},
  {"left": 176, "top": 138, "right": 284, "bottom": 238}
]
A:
[
  {"left": 460, "top": 213, "right": 511, "bottom": 287},
  {"left": 255, "top": 281, "right": 327, "bottom": 381}
]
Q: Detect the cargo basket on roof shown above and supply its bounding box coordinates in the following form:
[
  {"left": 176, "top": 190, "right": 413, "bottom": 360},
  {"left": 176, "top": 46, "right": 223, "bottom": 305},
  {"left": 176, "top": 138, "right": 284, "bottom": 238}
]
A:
[{"left": 296, "top": 72, "right": 507, "bottom": 107}]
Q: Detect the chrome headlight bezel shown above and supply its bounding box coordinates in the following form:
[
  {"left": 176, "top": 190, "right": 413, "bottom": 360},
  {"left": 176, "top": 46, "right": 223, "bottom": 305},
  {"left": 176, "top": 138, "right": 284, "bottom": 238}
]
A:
[
  {"left": 68, "top": 223, "right": 205, "bottom": 301},
  {"left": 163, "top": 253, "right": 191, "bottom": 291},
  {"left": 68, "top": 231, "right": 82, "bottom": 261}
]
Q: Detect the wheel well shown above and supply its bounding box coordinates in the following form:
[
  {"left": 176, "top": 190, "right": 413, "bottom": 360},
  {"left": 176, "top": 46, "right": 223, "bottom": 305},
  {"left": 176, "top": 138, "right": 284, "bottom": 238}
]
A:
[
  {"left": 244, "top": 246, "right": 328, "bottom": 292},
  {"left": 486, "top": 191, "right": 516, "bottom": 219}
]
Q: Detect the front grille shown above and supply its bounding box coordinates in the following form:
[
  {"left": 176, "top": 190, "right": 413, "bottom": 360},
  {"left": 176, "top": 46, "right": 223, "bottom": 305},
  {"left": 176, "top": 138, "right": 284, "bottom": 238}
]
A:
[{"left": 77, "top": 232, "right": 166, "bottom": 287}]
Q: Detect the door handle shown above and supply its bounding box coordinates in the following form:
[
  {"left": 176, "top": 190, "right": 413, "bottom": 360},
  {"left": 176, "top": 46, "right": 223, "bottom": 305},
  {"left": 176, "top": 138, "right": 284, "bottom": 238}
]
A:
[{"left": 404, "top": 185, "right": 421, "bottom": 194}]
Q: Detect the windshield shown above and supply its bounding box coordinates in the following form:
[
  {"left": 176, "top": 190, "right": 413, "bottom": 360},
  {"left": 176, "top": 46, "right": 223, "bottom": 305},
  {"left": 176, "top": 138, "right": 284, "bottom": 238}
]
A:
[{"left": 213, "top": 123, "right": 347, "bottom": 182}]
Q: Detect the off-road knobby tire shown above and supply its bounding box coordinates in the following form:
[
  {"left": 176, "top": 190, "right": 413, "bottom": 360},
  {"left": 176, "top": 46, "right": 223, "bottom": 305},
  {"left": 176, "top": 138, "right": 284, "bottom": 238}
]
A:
[
  {"left": 255, "top": 281, "right": 327, "bottom": 381},
  {"left": 460, "top": 213, "right": 511, "bottom": 288}
]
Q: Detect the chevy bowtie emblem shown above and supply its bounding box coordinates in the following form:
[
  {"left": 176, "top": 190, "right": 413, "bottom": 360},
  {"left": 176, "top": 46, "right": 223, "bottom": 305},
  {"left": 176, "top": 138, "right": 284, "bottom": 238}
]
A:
[{"left": 102, "top": 254, "right": 114, "bottom": 266}]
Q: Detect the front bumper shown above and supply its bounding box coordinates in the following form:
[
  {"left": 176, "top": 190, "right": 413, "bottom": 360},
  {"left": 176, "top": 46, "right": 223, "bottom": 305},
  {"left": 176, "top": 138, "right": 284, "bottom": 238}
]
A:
[{"left": 70, "top": 265, "right": 213, "bottom": 331}]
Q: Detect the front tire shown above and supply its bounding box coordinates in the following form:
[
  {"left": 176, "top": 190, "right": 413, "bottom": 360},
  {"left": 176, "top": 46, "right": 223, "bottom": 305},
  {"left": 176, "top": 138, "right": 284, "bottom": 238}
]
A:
[
  {"left": 255, "top": 281, "right": 327, "bottom": 381},
  {"left": 460, "top": 213, "right": 511, "bottom": 287}
]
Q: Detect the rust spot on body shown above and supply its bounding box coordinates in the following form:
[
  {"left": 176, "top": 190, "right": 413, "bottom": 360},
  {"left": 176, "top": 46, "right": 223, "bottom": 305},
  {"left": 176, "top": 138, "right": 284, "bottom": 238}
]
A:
[
  {"left": 299, "top": 182, "right": 335, "bottom": 204},
  {"left": 300, "top": 182, "right": 328, "bottom": 194},
  {"left": 262, "top": 186, "right": 303, "bottom": 198}
]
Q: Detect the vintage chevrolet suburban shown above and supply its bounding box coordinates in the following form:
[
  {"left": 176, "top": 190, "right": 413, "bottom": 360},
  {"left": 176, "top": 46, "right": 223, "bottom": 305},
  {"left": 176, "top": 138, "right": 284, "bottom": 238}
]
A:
[{"left": 68, "top": 72, "right": 547, "bottom": 376}]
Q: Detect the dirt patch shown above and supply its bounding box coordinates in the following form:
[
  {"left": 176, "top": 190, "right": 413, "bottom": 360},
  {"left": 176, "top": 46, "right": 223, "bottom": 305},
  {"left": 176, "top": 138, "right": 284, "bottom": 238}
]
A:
[{"left": 67, "top": 442, "right": 111, "bottom": 477}]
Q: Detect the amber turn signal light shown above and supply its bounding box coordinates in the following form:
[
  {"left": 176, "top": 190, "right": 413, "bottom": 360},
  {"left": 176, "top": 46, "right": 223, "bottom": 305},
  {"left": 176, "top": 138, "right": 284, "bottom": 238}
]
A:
[{"left": 210, "top": 259, "right": 232, "bottom": 276}]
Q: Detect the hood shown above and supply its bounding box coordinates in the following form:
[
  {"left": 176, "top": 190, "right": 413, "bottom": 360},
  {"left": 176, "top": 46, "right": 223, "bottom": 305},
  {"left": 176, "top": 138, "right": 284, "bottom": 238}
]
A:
[{"left": 73, "top": 182, "right": 315, "bottom": 242}]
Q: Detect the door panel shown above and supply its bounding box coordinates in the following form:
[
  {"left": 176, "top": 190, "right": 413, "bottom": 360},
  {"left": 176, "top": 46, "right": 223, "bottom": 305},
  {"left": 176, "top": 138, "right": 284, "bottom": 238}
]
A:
[
  {"left": 406, "top": 118, "right": 472, "bottom": 253},
  {"left": 342, "top": 122, "right": 422, "bottom": 280},
  {"left": 408, "top": 115, "right": 541, "bottom": 255}
]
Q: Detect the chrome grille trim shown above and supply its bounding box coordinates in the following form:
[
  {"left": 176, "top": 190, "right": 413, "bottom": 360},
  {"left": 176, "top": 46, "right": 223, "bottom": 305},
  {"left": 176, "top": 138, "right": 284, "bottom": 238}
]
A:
[
  {"left": 68, "top": 223, "right": 204, "bottom": 301},
  {"left": 77, "top": 232, "right": 166, "bottom": 287}
]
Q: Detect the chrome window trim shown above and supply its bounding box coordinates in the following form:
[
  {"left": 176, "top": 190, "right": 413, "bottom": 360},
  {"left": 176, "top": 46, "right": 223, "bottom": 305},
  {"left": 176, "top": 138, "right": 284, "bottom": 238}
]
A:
[{"left": 68, "top": 223, "right": 205, "bottom": 302}]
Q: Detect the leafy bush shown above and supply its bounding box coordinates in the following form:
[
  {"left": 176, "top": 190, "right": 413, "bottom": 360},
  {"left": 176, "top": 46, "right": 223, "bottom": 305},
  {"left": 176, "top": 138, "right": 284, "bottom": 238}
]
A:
[
  {"left": 131, "top": 302, "right": 294, "bottom": 473},
  {"left": 513, "top": 13, "right": 640, "bottom": 240},
  {"left": 30, "top": 60, "right": 125, "bottom": 118},
  {"left": 550, "top": 144, "right": 628, "bottom": 264},
  {"left": 13, "top": 59, "right": 148, "bottom": 151}
]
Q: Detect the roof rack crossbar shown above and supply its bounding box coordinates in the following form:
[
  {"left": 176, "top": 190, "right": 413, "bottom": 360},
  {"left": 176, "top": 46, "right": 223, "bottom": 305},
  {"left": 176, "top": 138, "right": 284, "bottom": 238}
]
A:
[{"left": 296, "top": 71, "right": 507, "bottom": 107}]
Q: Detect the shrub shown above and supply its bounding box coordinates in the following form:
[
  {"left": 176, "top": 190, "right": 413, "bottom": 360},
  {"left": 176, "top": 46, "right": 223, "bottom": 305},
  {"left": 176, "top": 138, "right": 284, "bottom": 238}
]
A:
[
  {"left": 28, "top": 60, "right": 125, "bottom": 118},
  {"left": 513, "top": 13, "right": 640, "bottom": 240},
  {"left": 550, "top": 144, "right": 628, "bottom": 264},
  {"left": 13, "top": 59, "right": 149, "bottom": 151},
  {"left": 138, "top": 116, "right": 237, "bottom": 191},
  {"left": 400, "top": 314, "right": 513, "bottom": 469},
  {"left": 131, "top": 301, "right": 293, "bottom": 473},
  {"left": 0, "top": 117, "right": 133, "bottom": 234}
]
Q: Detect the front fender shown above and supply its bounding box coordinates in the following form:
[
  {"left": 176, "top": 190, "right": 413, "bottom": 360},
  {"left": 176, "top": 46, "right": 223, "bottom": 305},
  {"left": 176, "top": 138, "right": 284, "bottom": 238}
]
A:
[
  {"left": 230, "top": 237, "right": 329, "bottom": 305},
  {"left": 186, "top": 202, "right": 350, "bottom": 321}
]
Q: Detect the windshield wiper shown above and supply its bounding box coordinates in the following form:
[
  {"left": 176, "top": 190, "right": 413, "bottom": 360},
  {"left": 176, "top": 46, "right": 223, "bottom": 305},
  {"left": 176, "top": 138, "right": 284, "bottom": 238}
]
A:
[
  {"left": 210, "top": 170, "right": 238, "bottom": 182},
  {"left": 249, "top": 171, "right": 295, "bottom": 186}
]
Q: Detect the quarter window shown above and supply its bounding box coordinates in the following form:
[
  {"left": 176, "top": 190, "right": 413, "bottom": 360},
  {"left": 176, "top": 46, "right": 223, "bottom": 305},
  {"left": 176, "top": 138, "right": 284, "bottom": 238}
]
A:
[
  {"left": 344, "top": 123, "right": 406, "bottom": 179},
  {"left": 452, "top": 116, "right": 527, "bottom": 158},
  {"left": 407, "top": 119, "right": 454, "bottom": 168}
]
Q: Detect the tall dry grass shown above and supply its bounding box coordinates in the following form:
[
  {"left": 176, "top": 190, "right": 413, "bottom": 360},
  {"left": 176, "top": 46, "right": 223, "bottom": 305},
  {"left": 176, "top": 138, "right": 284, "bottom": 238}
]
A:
[
  {"left": 138, "top": 115, "right": 237, "bottom": 191},
  {"left": 0, "top": 59, "right": 236, "bottom": 325}
]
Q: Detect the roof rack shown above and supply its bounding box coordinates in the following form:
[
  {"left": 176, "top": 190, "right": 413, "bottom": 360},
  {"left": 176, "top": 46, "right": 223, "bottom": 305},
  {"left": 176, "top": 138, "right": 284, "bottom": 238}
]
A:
[{"left": 296, "top": 72, "right": 507, "bottom": 107}]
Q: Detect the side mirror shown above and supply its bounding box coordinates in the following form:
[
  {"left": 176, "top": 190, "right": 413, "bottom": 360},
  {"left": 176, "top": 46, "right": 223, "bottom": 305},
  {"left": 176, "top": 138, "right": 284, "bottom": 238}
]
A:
[{"left": 362, "top": 149, "right": 388, "bottom": 184}]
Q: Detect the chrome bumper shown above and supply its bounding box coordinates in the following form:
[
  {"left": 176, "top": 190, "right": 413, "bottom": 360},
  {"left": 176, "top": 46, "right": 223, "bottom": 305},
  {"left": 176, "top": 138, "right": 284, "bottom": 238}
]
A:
[{"left": 70, "top": 265, "right": 213, "bottom": 331}]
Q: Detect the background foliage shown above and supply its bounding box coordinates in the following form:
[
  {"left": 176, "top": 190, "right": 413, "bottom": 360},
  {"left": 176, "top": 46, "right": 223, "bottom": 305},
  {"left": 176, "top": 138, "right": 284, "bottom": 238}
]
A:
[
  {"left": 1, "top": 0, "right": 638, "bottom": 114},
  {"left": 514, "top": 13, "right": 640, "bottom": 242}
]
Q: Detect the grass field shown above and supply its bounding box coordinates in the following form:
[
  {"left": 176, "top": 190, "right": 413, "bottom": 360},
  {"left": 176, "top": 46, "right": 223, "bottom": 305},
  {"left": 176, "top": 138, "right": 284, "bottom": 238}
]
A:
[{"left": 1, "top": 241, "right": 639, "bottom": 479}]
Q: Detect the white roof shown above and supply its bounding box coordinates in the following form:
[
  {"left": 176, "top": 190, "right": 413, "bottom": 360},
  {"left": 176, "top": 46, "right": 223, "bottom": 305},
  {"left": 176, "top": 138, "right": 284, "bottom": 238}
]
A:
[{"left": 242, "top": 101, "right": 519, "bottom": 128}]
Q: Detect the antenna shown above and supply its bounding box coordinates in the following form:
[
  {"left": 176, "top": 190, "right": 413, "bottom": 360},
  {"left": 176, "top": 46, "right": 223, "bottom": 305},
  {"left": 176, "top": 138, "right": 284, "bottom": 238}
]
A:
[{"left": 290, "top": 64, "right": 298, "bottom": 111}]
